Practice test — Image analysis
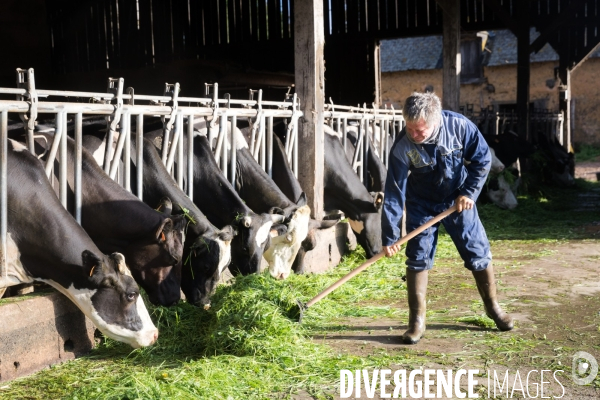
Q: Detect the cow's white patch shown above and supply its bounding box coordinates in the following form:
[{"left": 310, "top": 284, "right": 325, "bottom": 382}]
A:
[
  {"left": 487, "top": 175, "right": 518, "bottom": 210},
  {"left": 323, "top": 124, "right": 342, "bottom": 138},
  {"left": 92, "top": 139, "right": 107, "bottom": 167},
  {"left": 348, "top": 218, "right": 365, "bottom": 234},
  {"left": 39, "top": 279, "right": 158, "bottom": 348},
  {"left": 231, "top": 127, "right": 249, "bottom": 150},
  {"left": 489, "top": 148, "right": 505, "bottom": 174},
  {"left": 1, "top": 233, "right": 35, "bottom": 286},
  {"left": 9, "top": 139, "right": 28, "bottom": 153},
  {"left": 217, "top": 238, "right": 232, "bottom": 274},
  {"left": 255, "top": 220, "right": 274, "bottom": 247},
  {"left": 263, "top": 205, "right": 311, "bottom": 280}
]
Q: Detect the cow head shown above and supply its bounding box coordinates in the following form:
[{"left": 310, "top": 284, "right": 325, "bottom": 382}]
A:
[
  {"left": 228, "top": 212, "right": 284, "bottom": 275},
  {"left": 124, "top": 214, "right": 187, "bottom": 306},
  {"left": 181, "top": 226, "right": 234, "bottom": 308},
  {"left": 347, "top": 192, "right": 384, "bottom": 258},
  {"left": 56, "top": 250, "right": 159, "bottom": 348},
  {"left": 263, "top": 205, "right": 311, "bottom": 280},
  {"left": 489, "top": 148, "right": 505, "bottom": 174},
  {"left": 486, "top": 173, "right": 518, "bottom": 210}
]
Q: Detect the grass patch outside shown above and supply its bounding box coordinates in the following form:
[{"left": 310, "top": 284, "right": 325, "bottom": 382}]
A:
[{"left": 574, "top": 143, "right": 600, "bottom": 162}]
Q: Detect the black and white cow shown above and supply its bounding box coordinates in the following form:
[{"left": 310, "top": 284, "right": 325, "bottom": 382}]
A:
[
  {"left": 130, "top": 137, "right": 234, "bottom": 308},
  {"left": 25, "top": 129, "right": 187, "bottom": 307},
  {"left": 143, "top": 127, "right": 284, "bottom": 277},
  {"left": 4, "top": 139, "right": 158, "bottom": 348},
  {"left": 535, "top": 133, "right": 575, "bottom": 187},
  {"left": 274, "top": 124, "right": 383, "bottom": 258},
  {"left": 343, "top": 124, "right": 388, "bottom": 193}
]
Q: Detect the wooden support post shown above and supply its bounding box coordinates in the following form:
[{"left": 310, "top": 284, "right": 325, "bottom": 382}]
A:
[
  {"left": 557, "top": 67, "right": 571, "bottom": 151},
  {"left": 441, "top": 0, "right": 460, "bottom": 111},
  {"left": 516, "top": 0, "right": 530, "bottom": 147},
  {"left": 294, "top": 0, "right": 325, "bottom": 220}
]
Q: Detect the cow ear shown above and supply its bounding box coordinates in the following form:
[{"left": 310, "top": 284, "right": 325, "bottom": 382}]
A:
[
  {"left": 371, "top": 191, "right": 384, "bottom": 210},
  {"left": 155, "top": 197, "right": 173, "bottom": 216},
  {"left": 156, "top": 218, "right": 174, "bottom": 241},
  {"left": 269, "top": 206, "right": 285, "bottom": 216},
  {"left": 295, "top": 192, "right": 307, "bottom": 206},
  {"left": 110, "top": 253, "right": 132, "bottom": 276},
  {"left": 82, "top": 250, "right": 103, "bottom": 277}
]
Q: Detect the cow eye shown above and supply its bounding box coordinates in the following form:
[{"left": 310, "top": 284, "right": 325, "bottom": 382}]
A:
[{"left": 126, "top": 292, "right": 137, "bottom": 302}]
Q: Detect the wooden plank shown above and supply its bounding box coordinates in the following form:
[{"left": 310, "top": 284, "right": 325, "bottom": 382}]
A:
[
  {"left": 440, "top": 0, "right": 460, "bottom": 111},
  {"left": 516, "top": 0, "right": 530, "bottom": 144},
  {"left": 294, "top": 0, "right": 325, "bottom": 220}
]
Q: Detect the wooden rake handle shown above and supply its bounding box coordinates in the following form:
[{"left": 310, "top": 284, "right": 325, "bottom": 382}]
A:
[{"left": 305, "top": 205, "right": 458, "bottom": 308}]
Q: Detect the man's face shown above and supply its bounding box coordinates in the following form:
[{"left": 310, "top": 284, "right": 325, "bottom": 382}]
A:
[{"left": 406, "top": 118, "right": 436, "bottom": 144}]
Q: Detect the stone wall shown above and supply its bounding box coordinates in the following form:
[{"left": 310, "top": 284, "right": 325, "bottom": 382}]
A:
[{"left": 381, "top": 58, "right": 600, "bottom": 145}]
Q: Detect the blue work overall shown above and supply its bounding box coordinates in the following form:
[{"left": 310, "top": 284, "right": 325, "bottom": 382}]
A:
[{"left": 381, "top": 111, "right": 492, "bottom": 272}]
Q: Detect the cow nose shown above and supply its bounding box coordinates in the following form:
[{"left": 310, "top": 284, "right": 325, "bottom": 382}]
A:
[
  {"left": 278, "top": 273, "right": 285, "bottom": 280},
  {"left": 151, "top": 330, "right": 159, "bottom": 344}
]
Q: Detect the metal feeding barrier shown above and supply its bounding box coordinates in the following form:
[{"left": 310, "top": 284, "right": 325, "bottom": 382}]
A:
[
  {"left": 323, "top": 100, "right": 404, "bottom": 186},
  {"left": 0, "top": 68, "right": 302, "bottom": 291}
]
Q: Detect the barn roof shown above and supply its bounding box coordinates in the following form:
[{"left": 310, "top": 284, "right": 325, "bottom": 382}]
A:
[{"left": 381, "top": 28, "right": 600, "bottom": 73}]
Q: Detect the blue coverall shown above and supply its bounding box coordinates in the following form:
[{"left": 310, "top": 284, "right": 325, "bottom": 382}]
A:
[{"left": 381, "top": 110, "right": 492, "bottom": 272}]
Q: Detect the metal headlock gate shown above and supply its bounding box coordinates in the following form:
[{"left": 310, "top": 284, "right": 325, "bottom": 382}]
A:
[
  {"left": 323, "top": 101, "right": 404, "bottom": 184},
  {"left": 0, "top": 68, "right": 302, "bottom": 290}
]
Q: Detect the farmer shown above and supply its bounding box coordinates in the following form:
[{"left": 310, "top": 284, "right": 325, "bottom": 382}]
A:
[{"left": 381, "top": 92, "right": 513, "bottom": 344}]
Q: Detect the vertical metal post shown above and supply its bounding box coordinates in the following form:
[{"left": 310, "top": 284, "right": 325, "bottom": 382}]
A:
[
  {"left": 123, "top": 114, "right": 131, "bottom": 192},
  {"left": 363, "top": 119, "right": 370, "bottom": 187},
  {"left": 267, "top": 116, "right": 273, "bottom": 177},
  {"left": 1, "top": 110, "right": 7, "bottom": 279},
  {"left": 59, "top": 112, "right": 68, "bottom": 208},
  {"left": 221, "top": 115, "right": 228, "bottom": 180},
  {"left": 109, "top": 113, "right": 130, "bottom": 181},
  {"left": 187, "top": 114, "right": 194, "bottom": 200},
  {"left": 343, "top": 118, "right": 347, "bottom": 151},
  {"left": 230, "top": 115, "right": 237, "bottom": 186},
  {"left": 177, "top": 113, "right": 184, "bottom": 190},
  {"left": 260, "top": 114, "right": 266, "bottom": 170},
  {"left": 136, "top": 114, "right": 144, "bottom": 201},
  {"left": 165, "top": 113, "right": 181, "bottom": 173},
  {"left": 45, "top": 113, "right": 63, "bottom": 178},
  {"left": 74, "top": 112, "right": 83, "bottom": 224},
  {"left": 293, "top": 119, "right": 298, "bottom": 179}
]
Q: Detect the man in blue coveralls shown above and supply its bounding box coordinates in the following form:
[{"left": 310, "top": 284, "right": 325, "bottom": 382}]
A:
[{"left": 382, "top": 92, "right": 513, "bottom": 344}]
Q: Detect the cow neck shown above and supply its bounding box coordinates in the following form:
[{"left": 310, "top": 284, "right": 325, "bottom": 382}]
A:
[
  {"left": 139, "top": 138, "right": 212, "bottom": 238},
  {"left": 8, "top": 149, "right": 103, "bottom": 287},
  {"left": 79, "top": 149, "right": 165, "bottom": 240},
  {"left": 271, "top": 134, "right": 304, "bottom": 203},
  {"left": 235, "top": 147, "right": 295, "bottom": 214},
  {"left": 324, "top": 135, "right": 377, "bottom": 219},
  {"left": 191, "top": 135, "right": 253, "bottom": 226}
]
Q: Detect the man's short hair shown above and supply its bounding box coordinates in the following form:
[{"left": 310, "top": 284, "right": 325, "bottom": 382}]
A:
[{"left": 403, "top": 92, "right": 442, "bottom": 127}]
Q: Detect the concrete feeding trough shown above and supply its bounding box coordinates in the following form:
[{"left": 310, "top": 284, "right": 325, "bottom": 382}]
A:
[{"left": 0, "top": 290, "right": 96, "bottom": 382}]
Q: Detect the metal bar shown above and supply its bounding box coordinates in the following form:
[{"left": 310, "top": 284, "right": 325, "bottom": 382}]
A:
[
  {"left": 177, "top": 113, "right": 184, "bottom": 190},
  {"left": 74, "top": 112, "right": 83, "bottom": 224},
  {"left": 343, "top": 118, "right": 347, "bottom": 151},
  {"left": 260, "top": 114, "right": 266, "bottom": 169},
  {"left": 136, "top": 114, "right": 144, "bottom": 200},
  {"left": 214, "top": 114, "right": 227, "bottom": 165},
  {"left": 267, "top": 116, "right": 273, "bottom": 177},
  {"left": 293, "top": 119, "right": 298, "bottom": 179},
  {"left": 1, "top": 110, "right": 7, "bottom": 279},
  {"left": 124, "top": 114, "right": 131, "bottom": 192},
  {"left": 109, "top": 113, "right": 130, "bottom": 180},
  {"left": 44, "top": 112, "right": 63, "bottom": 178},
  {"left": 220, "top": 115, "right": 228, "bottom": 181},
  {"left": 161, "top": 125, "right": 171, "bottom": 163},
  {"left": 230, "top": 115, "right": 237, "bottom": 186},
  {"left": 165, "top": 112, "right": 182, "bottom": 173},
  {"left": 59, "top": 112, "right": 68, "bottom": 208},
  {"left": 104, "top": 126, "right": 114, "bottom": 174},
  {"left": 187, "top": 114, "right": 194, "bottom": 200}
]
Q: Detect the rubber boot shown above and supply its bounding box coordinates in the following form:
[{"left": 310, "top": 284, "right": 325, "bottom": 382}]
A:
[
  {"left": 402, "top": 269, "right": 428, "bottom": 344},
  {"left": 472, "top": 264, "right": 514, "bottom": 331}
]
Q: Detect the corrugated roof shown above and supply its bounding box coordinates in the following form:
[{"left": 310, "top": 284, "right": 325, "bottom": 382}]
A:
[{"left": 381, "top": 28, "right": 598, "bottom": 72}]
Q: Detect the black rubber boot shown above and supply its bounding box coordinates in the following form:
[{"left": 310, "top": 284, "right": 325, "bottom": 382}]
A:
[
  {"left": 402, "top": 269, "right": 429, "bottom": 344},
  {"left": 472, "top": 264, "right": 514, "bottom": 331}
]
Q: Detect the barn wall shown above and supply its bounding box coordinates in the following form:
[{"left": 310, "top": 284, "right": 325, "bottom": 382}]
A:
[
  {"left": 571, "top": 57, "right": 600, "bottom": 145},
  {"left": 381, "top": 59, "right": 600, "bottom": 145}
]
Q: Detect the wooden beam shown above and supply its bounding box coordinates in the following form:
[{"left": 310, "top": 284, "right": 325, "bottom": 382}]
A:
[
  {"left": 484, "top": 0, "right": 518, "bottom": 36},
  {"left": 294, "top": 0, "right": 325, "bottom": 220},
  {"left": 516, "top": 0, "right": 530, "bottom": 146},
  {"left": 374, "top": 41, "right": 382, "bottom": 106},
  {"left": 440, "top": 0, "right": 460, "bottom": 111}
]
